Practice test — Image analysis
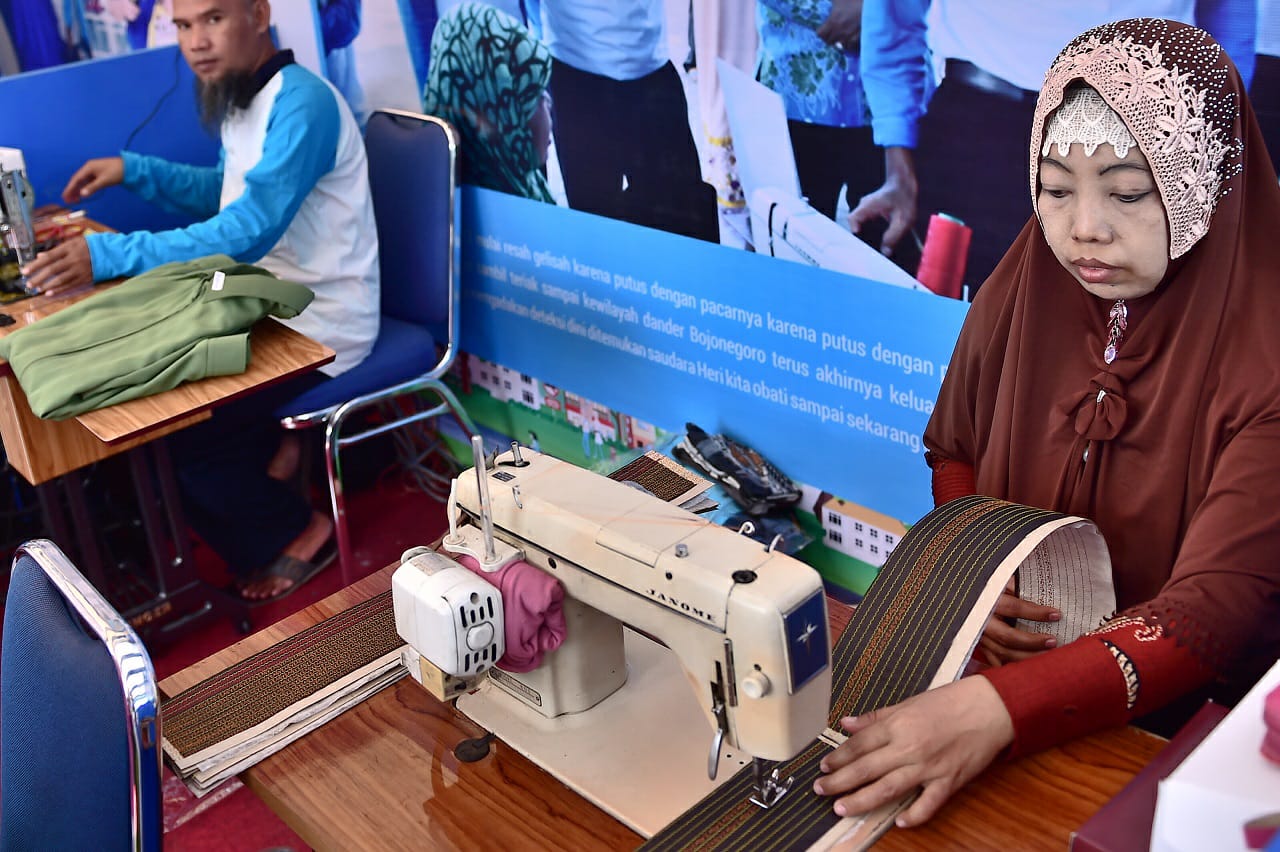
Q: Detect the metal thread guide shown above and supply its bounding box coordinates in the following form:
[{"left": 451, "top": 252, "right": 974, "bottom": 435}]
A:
[{"left": 440, "top": 435, "right": 522, "bottom": 571}]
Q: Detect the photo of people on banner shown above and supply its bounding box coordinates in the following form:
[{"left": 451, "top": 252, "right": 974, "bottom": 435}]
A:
[
  {"left": 391, "top": 0, "right": 1277, "bottom": 300},
  {"left": 6, "top": 2, "right": 1272, "bottom": 300}
]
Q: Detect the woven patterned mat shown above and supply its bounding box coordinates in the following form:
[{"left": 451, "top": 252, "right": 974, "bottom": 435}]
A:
[
  {"left": 643, "top": 496, "right": 1066, "bottom": 851},
  {"left": 609, "top": 450, "right": 708, "bottom": 504},
  {"left": 162, "top": 590, "right": 401, "bottom": 759}
]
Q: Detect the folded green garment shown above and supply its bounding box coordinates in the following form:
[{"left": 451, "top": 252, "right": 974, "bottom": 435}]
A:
[{"left": 0, "top": 254, "right": 314, "bottom": 419}]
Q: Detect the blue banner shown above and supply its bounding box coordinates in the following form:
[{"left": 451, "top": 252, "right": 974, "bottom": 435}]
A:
[{"left": 460, "top": 187, "right": 969, "bottom": 525}]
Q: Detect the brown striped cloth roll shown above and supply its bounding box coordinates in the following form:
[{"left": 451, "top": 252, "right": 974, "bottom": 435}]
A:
[
  {"left": 161, "top": 590, "right": 406, "bottom": 796},
  {"left": 643, "top": 496, "right": 1083, "bottom": 851}
]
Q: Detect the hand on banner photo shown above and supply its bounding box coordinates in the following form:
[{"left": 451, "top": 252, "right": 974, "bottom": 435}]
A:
[
  {"left": 977, "top": 578, "right": 1061, "bottom": 667},
  {"left": 848, "top": 147, "right": 918, "bottom": 255},
  {"left": 816, "top": 0, "right": 862, "bottom": 52},
  {"left": 22, "top": 237, "right": 93, "bottom": 296},
  {"left": 814, "top": 676, "right": 1014, "bottom": 827}
]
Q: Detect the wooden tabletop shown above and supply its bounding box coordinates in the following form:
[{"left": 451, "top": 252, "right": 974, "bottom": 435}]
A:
[
  {"left": 75, "top": 319, "right": 331, "bottom": 444},
  {"left": 0, "top": 274, "right": 334, "bottom": 484},
  {"left": 160, "top": 567, "right": 1167, "bottom": 851}
]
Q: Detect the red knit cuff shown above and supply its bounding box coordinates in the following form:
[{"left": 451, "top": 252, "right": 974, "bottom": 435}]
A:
[
  {"left": 1089, "top": 616, "right": 1216, "bottom": 717},
  {"left": 930, "top": 458, "right": 977, "bottom": 506},
  {"left": 979, "top": 638, "right": 1132, "bottom": 758}
]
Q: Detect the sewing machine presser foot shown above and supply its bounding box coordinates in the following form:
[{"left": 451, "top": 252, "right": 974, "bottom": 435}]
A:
[{"left": 749, "top": 759, "right": 794, "bottom": 809}]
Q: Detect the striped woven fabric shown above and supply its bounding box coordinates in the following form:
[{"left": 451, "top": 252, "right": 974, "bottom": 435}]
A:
[
  {"left": 643, "top": 496, "right": 1067, "bottom": 851},
  {"left": 609, "top": 450, "right": 709, "bottom": 504},
  {"left": 828, "top": 496, "right": 1062, "bottom": 723},
  {"left": 162, "top": 590, "right": 401, "bottom": 760}
]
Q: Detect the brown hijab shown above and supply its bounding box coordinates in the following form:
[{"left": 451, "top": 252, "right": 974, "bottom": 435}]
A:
[{"left": 924, "top": 18, "right": 1280, "bottom": 679}]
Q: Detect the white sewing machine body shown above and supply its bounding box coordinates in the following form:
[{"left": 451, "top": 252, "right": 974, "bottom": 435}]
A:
[
  {"left": 451, "top": 446, "right": 830, "bottom": 759},
  {"left": 394, "top": 445, "right": 834, "bottom": 828}
]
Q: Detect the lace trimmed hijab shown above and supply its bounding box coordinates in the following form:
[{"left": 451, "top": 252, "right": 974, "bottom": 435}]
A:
[
  {"left": 924, "top": 18, "right": 1280, "bottom": 682},
  {"left": 421, "top": 2, "right": 554, "bottom": 202}
]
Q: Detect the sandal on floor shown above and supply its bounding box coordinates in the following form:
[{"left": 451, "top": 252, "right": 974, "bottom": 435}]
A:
[
  {"left": 242, "top": 552, "right": 331, "bottom": 606},
  {"left": 311, "top": 536, "right": 339, "bottom": 570}
]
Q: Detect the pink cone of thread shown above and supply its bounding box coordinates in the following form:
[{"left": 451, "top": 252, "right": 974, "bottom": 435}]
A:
[{"left": 916, "top": 213, "right": 971, "bottom": 299}]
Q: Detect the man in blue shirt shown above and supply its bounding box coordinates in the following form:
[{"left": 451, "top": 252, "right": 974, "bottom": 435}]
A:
[
  {"left": 24, "top": 0, "right": 380, "bottom": 601},
  {"left": 758, "top": 0, "right": 926, "bottom": 259},
  {"left": 540, "top": 0, "right": 718, "bottom": 242}
]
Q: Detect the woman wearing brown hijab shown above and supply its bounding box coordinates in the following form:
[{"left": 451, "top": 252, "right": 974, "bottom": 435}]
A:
[{"left": 814, "top": 18, "right": 1280, "bottom": 827}]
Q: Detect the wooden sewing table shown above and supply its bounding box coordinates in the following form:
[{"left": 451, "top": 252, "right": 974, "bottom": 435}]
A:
[
  {"left": 160, "top": 565, "right": 1166, "bottom": 851},
  {"left": 0, "top": 271, "right": 334, "bottom": 638}
]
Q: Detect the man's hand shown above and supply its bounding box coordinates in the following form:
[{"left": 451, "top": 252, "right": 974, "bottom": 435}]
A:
[
  {"left": 849, "top": 147, "right": 917, "bottom": 255},
  {"left": 62, "top": 157, "right": 125, "bottom": 204},
  {"left": 817, "top": 0, "right": 862, "bottom": 50},
  {"left": 977, "top": 578, "right": 1061, "bottom": 666},
  {"left": 22, "top": 237, "right": 94, "bottom": 296},
  {"left": 814, "top": 676, "right": 1014, "bottom": 827}
]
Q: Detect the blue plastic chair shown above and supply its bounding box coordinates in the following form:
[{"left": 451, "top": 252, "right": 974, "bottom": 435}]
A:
[
  {"left": 1, "top": 538, "right": 163, "bottom": 852},
  {"left": 278, "top": 109, "right": 477, "bottom": 580}
]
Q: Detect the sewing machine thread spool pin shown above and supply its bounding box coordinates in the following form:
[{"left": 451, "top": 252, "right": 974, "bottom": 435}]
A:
[
  {"left": 471, "top": 436, "right": 498, "bottom": 564},
  {"left": 508, "top": 441, "right": 529, "bottom": 467},
  {"left": 440, "top": 441, "right": 524, "bottom": 570},
  {"left": 443, "top": 479, "right": 463, "bottom": 546}
]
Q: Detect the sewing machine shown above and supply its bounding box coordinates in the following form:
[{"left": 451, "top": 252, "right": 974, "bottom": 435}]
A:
[
  {"left": 0, "top": 149, "right": 37, "bottom": 294},
  {"left": 393, "top": 438, "right": 832, "bottom": 836}
]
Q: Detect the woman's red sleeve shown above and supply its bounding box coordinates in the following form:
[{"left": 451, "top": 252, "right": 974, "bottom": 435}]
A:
[
  {"left": 928, "top": 454, "right": 977, "bottom": 506},
  {"left": 978, "top": 618, "right": 1216, "bottom": 757}
]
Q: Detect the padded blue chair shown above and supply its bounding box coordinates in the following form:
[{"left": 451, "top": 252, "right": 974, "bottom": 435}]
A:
[
  {"left": 1, "top": 538, "right": 162, "bottom": 852},
  {"left": 278, "top": 109, "right": 477, "bottom": 580}
]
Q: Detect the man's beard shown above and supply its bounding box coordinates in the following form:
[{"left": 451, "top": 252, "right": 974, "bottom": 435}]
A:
[{"left": 196, "top": 71, "right": 259, "bottom": 133}]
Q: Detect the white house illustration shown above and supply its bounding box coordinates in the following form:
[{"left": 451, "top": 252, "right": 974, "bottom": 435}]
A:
[
  {"left": 469, "top": 356, "right": 543, "bottom": 410},
  {"left": 815, "top": 496, "right": 907, "bottom": 568}
]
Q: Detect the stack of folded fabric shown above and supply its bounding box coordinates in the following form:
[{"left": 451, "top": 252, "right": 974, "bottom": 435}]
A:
[
  {"left": 608, "top": 449, "right": 717, "bottom": 513},
  {"left": 161, "top": 590, "right": 406, "bottom": 797}
]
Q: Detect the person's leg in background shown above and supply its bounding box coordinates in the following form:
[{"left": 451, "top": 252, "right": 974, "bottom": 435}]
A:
[
  {"left": 548, "top": 58, "right": 628, "bottom": 221},
  {"left": 913, "top": 77, "right": 1036, "bottom": 296},
  {"left": 789, "top": 121, "right": 883, "bottom": 221},
  {"left": 618, "top": 60, "right": 719, "bottom": 241},
  {"left": 169, "top": 372, "right": 331, "bottom": 599}
]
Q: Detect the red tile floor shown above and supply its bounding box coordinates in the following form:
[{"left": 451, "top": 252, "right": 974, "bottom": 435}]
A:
[{"left": 2, "top": 446, "right": 451, "bottom": 851}]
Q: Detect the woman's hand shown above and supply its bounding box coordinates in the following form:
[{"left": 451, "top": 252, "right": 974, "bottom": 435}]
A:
[
  {"left": 979, "top": 579, "right": 1061, "bottom": 666},
  {"left": 814, "top": 676, "right": 1014, "bottom": 827}
]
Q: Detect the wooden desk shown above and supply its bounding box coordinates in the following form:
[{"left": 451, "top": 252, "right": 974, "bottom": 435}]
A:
[
  {"left": 0, "top": 284, "right": 334, "bottom": 485},
  {"left": 0, "top": 264, "right": 335, "bottom": 639},
  {"left": 160, "top": 568, "right": 1167, "bottom": 851}
]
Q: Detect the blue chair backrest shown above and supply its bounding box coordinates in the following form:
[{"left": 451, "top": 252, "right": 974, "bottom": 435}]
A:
[
  {"left": 1, "top": 541, "right": 161, "bottom": 852},
  {"left": 365, "top": 109, "right": 459, "bottom": 346}
]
